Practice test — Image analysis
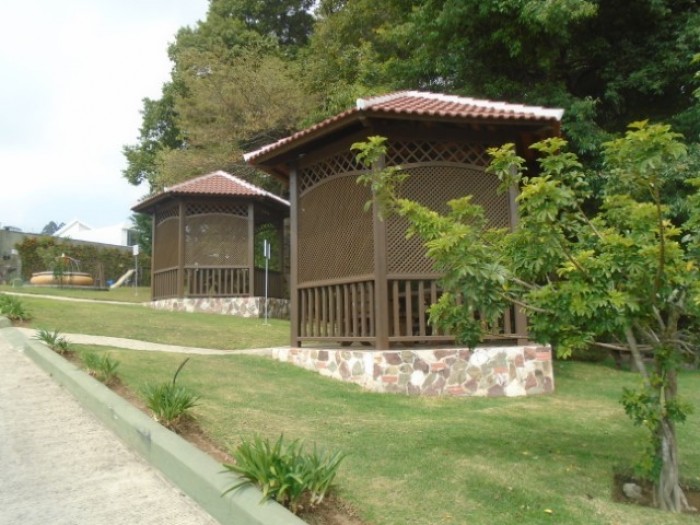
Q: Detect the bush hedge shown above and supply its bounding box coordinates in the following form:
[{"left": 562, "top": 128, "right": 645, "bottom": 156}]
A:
[{"left": 15, "top": 236, "right": 151, "bottom": 286}]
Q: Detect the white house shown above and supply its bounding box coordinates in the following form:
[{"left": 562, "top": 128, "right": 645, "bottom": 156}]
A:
[{"left": 54, "top": 219, "right": 134, "bottom": 246}]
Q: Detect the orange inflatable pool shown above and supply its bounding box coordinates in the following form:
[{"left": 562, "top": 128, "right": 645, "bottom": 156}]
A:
[{"left": 30, "top": 271, "right": 94, "bottom": 286}]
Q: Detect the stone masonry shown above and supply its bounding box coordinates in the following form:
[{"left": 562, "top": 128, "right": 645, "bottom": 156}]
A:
[
  {"left": 149, "top": 297, "right": 290, "bottom": 320},
  {"left": 272, "top": 345, "right": 554, "bottom": 397}
]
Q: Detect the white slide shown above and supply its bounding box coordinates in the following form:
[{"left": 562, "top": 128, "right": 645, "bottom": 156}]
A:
[{"left": 109, "top": 269, "right": 135, "bottom": 289}]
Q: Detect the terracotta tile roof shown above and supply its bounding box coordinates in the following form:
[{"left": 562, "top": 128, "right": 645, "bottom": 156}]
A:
[
  {"left": 132, "top": 170, "right": 289, "bottom": 212},
  {"left": 244, "top": 91, "right": 564, "bottom": 164}
]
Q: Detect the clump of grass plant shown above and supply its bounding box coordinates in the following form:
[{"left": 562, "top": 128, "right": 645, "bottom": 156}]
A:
[
  {"left": 33, "top": 327, "right": 72, "bottom": 354},
  {"left": 0, "top": 293, "right": 31, "bottom": 321},
  {"left": 81, "top": 350, "right": 120, "bottom": 385},
  {"left": 142, "top": 357, "right": 200, "bottom": 431},
  {"left": 223, "top": 434, "right": 346, "bottom": 515}
]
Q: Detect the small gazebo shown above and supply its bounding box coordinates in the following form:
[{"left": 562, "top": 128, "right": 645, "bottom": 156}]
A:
[
  {"left": 245, "top": 91, "right": 563, "bottom": 349},
  {"left": 132, "top": 170, "right": 289, "bottom": 306}
]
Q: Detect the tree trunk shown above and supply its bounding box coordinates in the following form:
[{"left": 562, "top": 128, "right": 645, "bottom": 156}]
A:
[{"left": 655, "top": 368, "right": 693, "bottom": 512}]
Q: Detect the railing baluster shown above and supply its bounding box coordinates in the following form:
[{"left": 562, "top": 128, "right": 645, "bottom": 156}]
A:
[{"left": 418, "top": 280, "right": 426, "bottom": 336}]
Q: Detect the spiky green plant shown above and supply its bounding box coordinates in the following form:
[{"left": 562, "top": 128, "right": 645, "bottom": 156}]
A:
[
  {"left": 0, "top": 294, "right": 31, "bottom": 321},
  {"left": 33, "top": 327, "right": 71, "bottom": 354},
  {"left": 142, "top": 358, "right": 199, "bottom": 430},
  {"left": 81, "top": 351, "right": 120, "bottom": 385},
  {"left": 223, "top": 434, "right": 345, "bottom": 514}
]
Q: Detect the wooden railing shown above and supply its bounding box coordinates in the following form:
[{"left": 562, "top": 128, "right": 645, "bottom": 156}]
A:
[
  {"left": 153, "top": 266, "right": 287, "bottom": 300},
  {"left": 297, "top": 277, "right": 524, "bottom": 346},
  {"left": 298, "top": 279, "right": 375, "bottom": 342},
  {"left": 185, "top": 266, "right": 250, "bottom": 296},
  {"left": 153, "top": 268, "right": 178, "bottom": 300}
]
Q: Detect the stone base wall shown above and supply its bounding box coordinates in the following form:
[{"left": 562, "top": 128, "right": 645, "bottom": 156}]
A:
[
  {"left": 272, "top": 345, "right": 553, "bottom": 397},
  {"left": 149, "top": 297, "right": 290, "bottom": 320}
]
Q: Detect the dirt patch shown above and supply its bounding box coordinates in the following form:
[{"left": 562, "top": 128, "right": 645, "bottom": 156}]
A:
[{"left": 612, "top": 471, "right": 700, "bottom": 513}]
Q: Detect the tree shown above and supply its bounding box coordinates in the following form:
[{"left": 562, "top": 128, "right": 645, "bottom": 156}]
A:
[
  {"left": 123, "top": 0, "right": 315, "bottom": 193},
  {"left": 40, "top": 221, "right": 64, "bottom": 235},
  {"left": 353, "top": 122, "right": 699, "bottom": 512},
  {"left": 130, "top": 213, "right": 152, "bottom": 257},
  {"left": 310, "top": 0, "right": 699, "bottom": 159}
]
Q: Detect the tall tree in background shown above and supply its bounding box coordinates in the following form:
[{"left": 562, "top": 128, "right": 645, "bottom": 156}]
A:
[
  {"left": 122, "top": 0, "right": 315, "bottom": 194},
  {"left": 40, "top": 221, "right": 65, "bottom": 235}
]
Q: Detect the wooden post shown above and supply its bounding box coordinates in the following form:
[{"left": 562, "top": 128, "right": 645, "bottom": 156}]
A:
[
  {"left": 372, "top": 154, "right": 390, "bottom": 350},
  {"left": 177, "top": 200, "right": 186, "bottom": 299},
  {"left": 150, "top": 207, "right": 156, "bottom": 301},
  {"left": 247, "top": 203, "right": 255, "bottom": 297},
  {"left": 509, "top": 185, "right": 529, "bottom": 344},
  {"left": 289, "top": 166, "right": 300, "bottom": 347}
]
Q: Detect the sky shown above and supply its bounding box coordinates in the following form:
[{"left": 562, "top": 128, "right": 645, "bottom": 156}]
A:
[{"left": 0, "top": 0, "right": 209, "bottom": 233}]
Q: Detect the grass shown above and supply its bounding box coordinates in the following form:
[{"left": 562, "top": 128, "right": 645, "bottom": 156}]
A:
[
  {"left": 13, "top": 294, "right": 289, "bottom": 350},
  {"left": 0, "top": 284, "right": 151, "bottom": 303},
  {"left": 74, "top": 344, "right": 700, "bottom": 525},
  {"left": 13, "top": 287, "right": 700, "bottom": 523}
]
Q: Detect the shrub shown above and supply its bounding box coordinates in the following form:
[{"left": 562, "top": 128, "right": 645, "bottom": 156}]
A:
[
  {"left": 33, "top": 328, "right": 72, "bottom": 354},
  {"left": 81, "top": 351, "right": 120, "bottom": 385},
  {"left": 142, "top": 358, "right": 199, "bottom": 430},
  {"left": 223, "top": 434, "right": 345, "bottom": 514},
  {"left": 0, "top": 294, "right": 31, "bottom": 321}
]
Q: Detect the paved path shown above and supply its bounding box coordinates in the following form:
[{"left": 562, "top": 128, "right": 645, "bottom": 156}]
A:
[{"left": 0, "top": 331, "right": 220, "bottom": 525}]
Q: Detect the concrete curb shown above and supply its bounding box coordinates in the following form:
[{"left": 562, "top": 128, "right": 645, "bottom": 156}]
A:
[{"left": 0, "top": 323, "right": 306, "bottom": 525}]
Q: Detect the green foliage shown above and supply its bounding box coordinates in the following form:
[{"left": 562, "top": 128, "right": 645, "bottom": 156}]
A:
[
  {"left": 33, "top": 327, "right": 71, "bottom": 354},
  {"left": 223, "top": 433, "right": 345, "bottom": 514},
  {"left": 0, "top": 293, "right": 31, "bottom": 321},
  {"left": 353, "top": 121, "right": 699, "bottom": 510},
  {"left": 142, "top": 358, "right": 200, "bottom": 430},
  {"left": 14, "top": 236, "right": 151, "bottom": 286},
  {"left": 81, "top": 350, "right": 120, "bottom": 385}
]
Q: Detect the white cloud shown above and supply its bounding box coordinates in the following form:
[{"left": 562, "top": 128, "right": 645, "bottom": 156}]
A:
[{"left": 0, "top": 0, "right": 208, "bottom": 233}]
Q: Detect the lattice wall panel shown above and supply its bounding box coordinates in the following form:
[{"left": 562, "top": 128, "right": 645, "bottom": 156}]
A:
[
  {"left": 185, "top": 214, "right": 248, "bottom": 266},
  {"left": 153, "top": 218, "right": 178, "bottom": 270},
  {"left": 386, "top": 140, "right": 489, "bottom": 167},
  {"left": 387, "top": 166, "right": 510, "bottom": 274},
  {"left": 299, "top": 150, "right": 364, "bottom": 194},
  {"left": 186, "top": 203, "right": 247, "bottom": 218},
  {"left": 298, "top": 175, "right": 374, "bottom": 284},
  {"left": 155, "top": 204, "right": 179, "bottom": 225}
]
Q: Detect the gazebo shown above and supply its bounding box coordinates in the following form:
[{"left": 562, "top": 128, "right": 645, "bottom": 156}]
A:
[
  {"left": 132, "top": 170, "right": 289, "bottom": 317},
  {"left": 245, "top": 91, "right": 563, "bottom": 349}
]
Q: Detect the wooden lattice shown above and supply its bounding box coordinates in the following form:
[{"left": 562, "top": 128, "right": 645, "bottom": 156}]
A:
[
  {"left": 386, "top": 140, "right": 490, "bottom": 167},
  {"left": 155, "top": 204, "right": 179, "bottom": 225},
  {"left": 387, "top": 165, "right": 509, "bottom": 274},
  {"left": 153, "top": 217, "right": 178, "bottom": 270},
  {"left": 186, "top": 203, "right": 248, "bottom": 217},
  {"left": 298, "top": 175, "right": 374, "bottom": 284},
  {"left": 299, "top": 151, "right": 364, "bottom": 194},
  {"left": 185, "top": 214, "right": 248, "bottom": 266}
]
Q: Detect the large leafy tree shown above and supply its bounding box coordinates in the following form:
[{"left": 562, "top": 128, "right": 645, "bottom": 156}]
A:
[
  {"left": 123, "top": 0, "right": 315, "bottom": 193},
  {"left": 354, "top": 121, "right": 699, "bottom": 512},
  {"left": 309, "top": 0, "right": 699, "bottom": 158}
]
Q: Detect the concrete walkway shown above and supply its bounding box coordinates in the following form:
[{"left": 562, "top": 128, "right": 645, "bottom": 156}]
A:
[
  {"left": 0, "top": 329, "right": 219, "bottom": 525},
  {"left": 14, "top": 327, "right": 280, "bottom": 356}
]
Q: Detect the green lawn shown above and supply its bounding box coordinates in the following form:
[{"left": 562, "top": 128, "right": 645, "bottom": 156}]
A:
[
  {"left": 0, "top": 284, "right": 151, "bottom": 303},
  {"left": 76, "top": 345, "right": 700, "bottom": 525},
  {"left": 12, "top": 294, "right": 289, "bottom": 350},
  {"left": 8, "top": 289, "right": 700, "bottom": 523}
]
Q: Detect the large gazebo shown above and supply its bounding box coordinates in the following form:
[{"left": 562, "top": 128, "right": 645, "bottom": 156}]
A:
[
  {"left": 245, "top": 91, "right": 563, "bottom": 349},
  {"left": 132, "top": 171, "right": 289, "bottom": 316}
]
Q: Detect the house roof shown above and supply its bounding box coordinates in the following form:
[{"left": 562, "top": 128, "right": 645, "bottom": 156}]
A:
[
  {"left": 244, "top": 91, "right": 565, "bottom": 167},
  {"left": 132, "top": 170, "right": 289, "bottom": 213}
]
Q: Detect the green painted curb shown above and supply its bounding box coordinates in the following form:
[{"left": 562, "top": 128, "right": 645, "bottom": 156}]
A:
[{"left": 0, "top": 323, "right": 306, "bottom": 525}]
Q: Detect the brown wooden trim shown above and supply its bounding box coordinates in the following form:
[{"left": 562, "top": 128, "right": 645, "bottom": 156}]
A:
[
  {"left": 177, "top": 200, "right": 185, "bottom": 299},
  {"left": 297, "top": 275, "right": 374, "bottom": 288},
  {"left": 247, "top": 203, "right": 255, "bottom": 295},
  {"left": 373, "top": 152, "right": 390, "bottom": 349},
  {"left": 289, "top": 165, "right": 300, "bottom": 346}
]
